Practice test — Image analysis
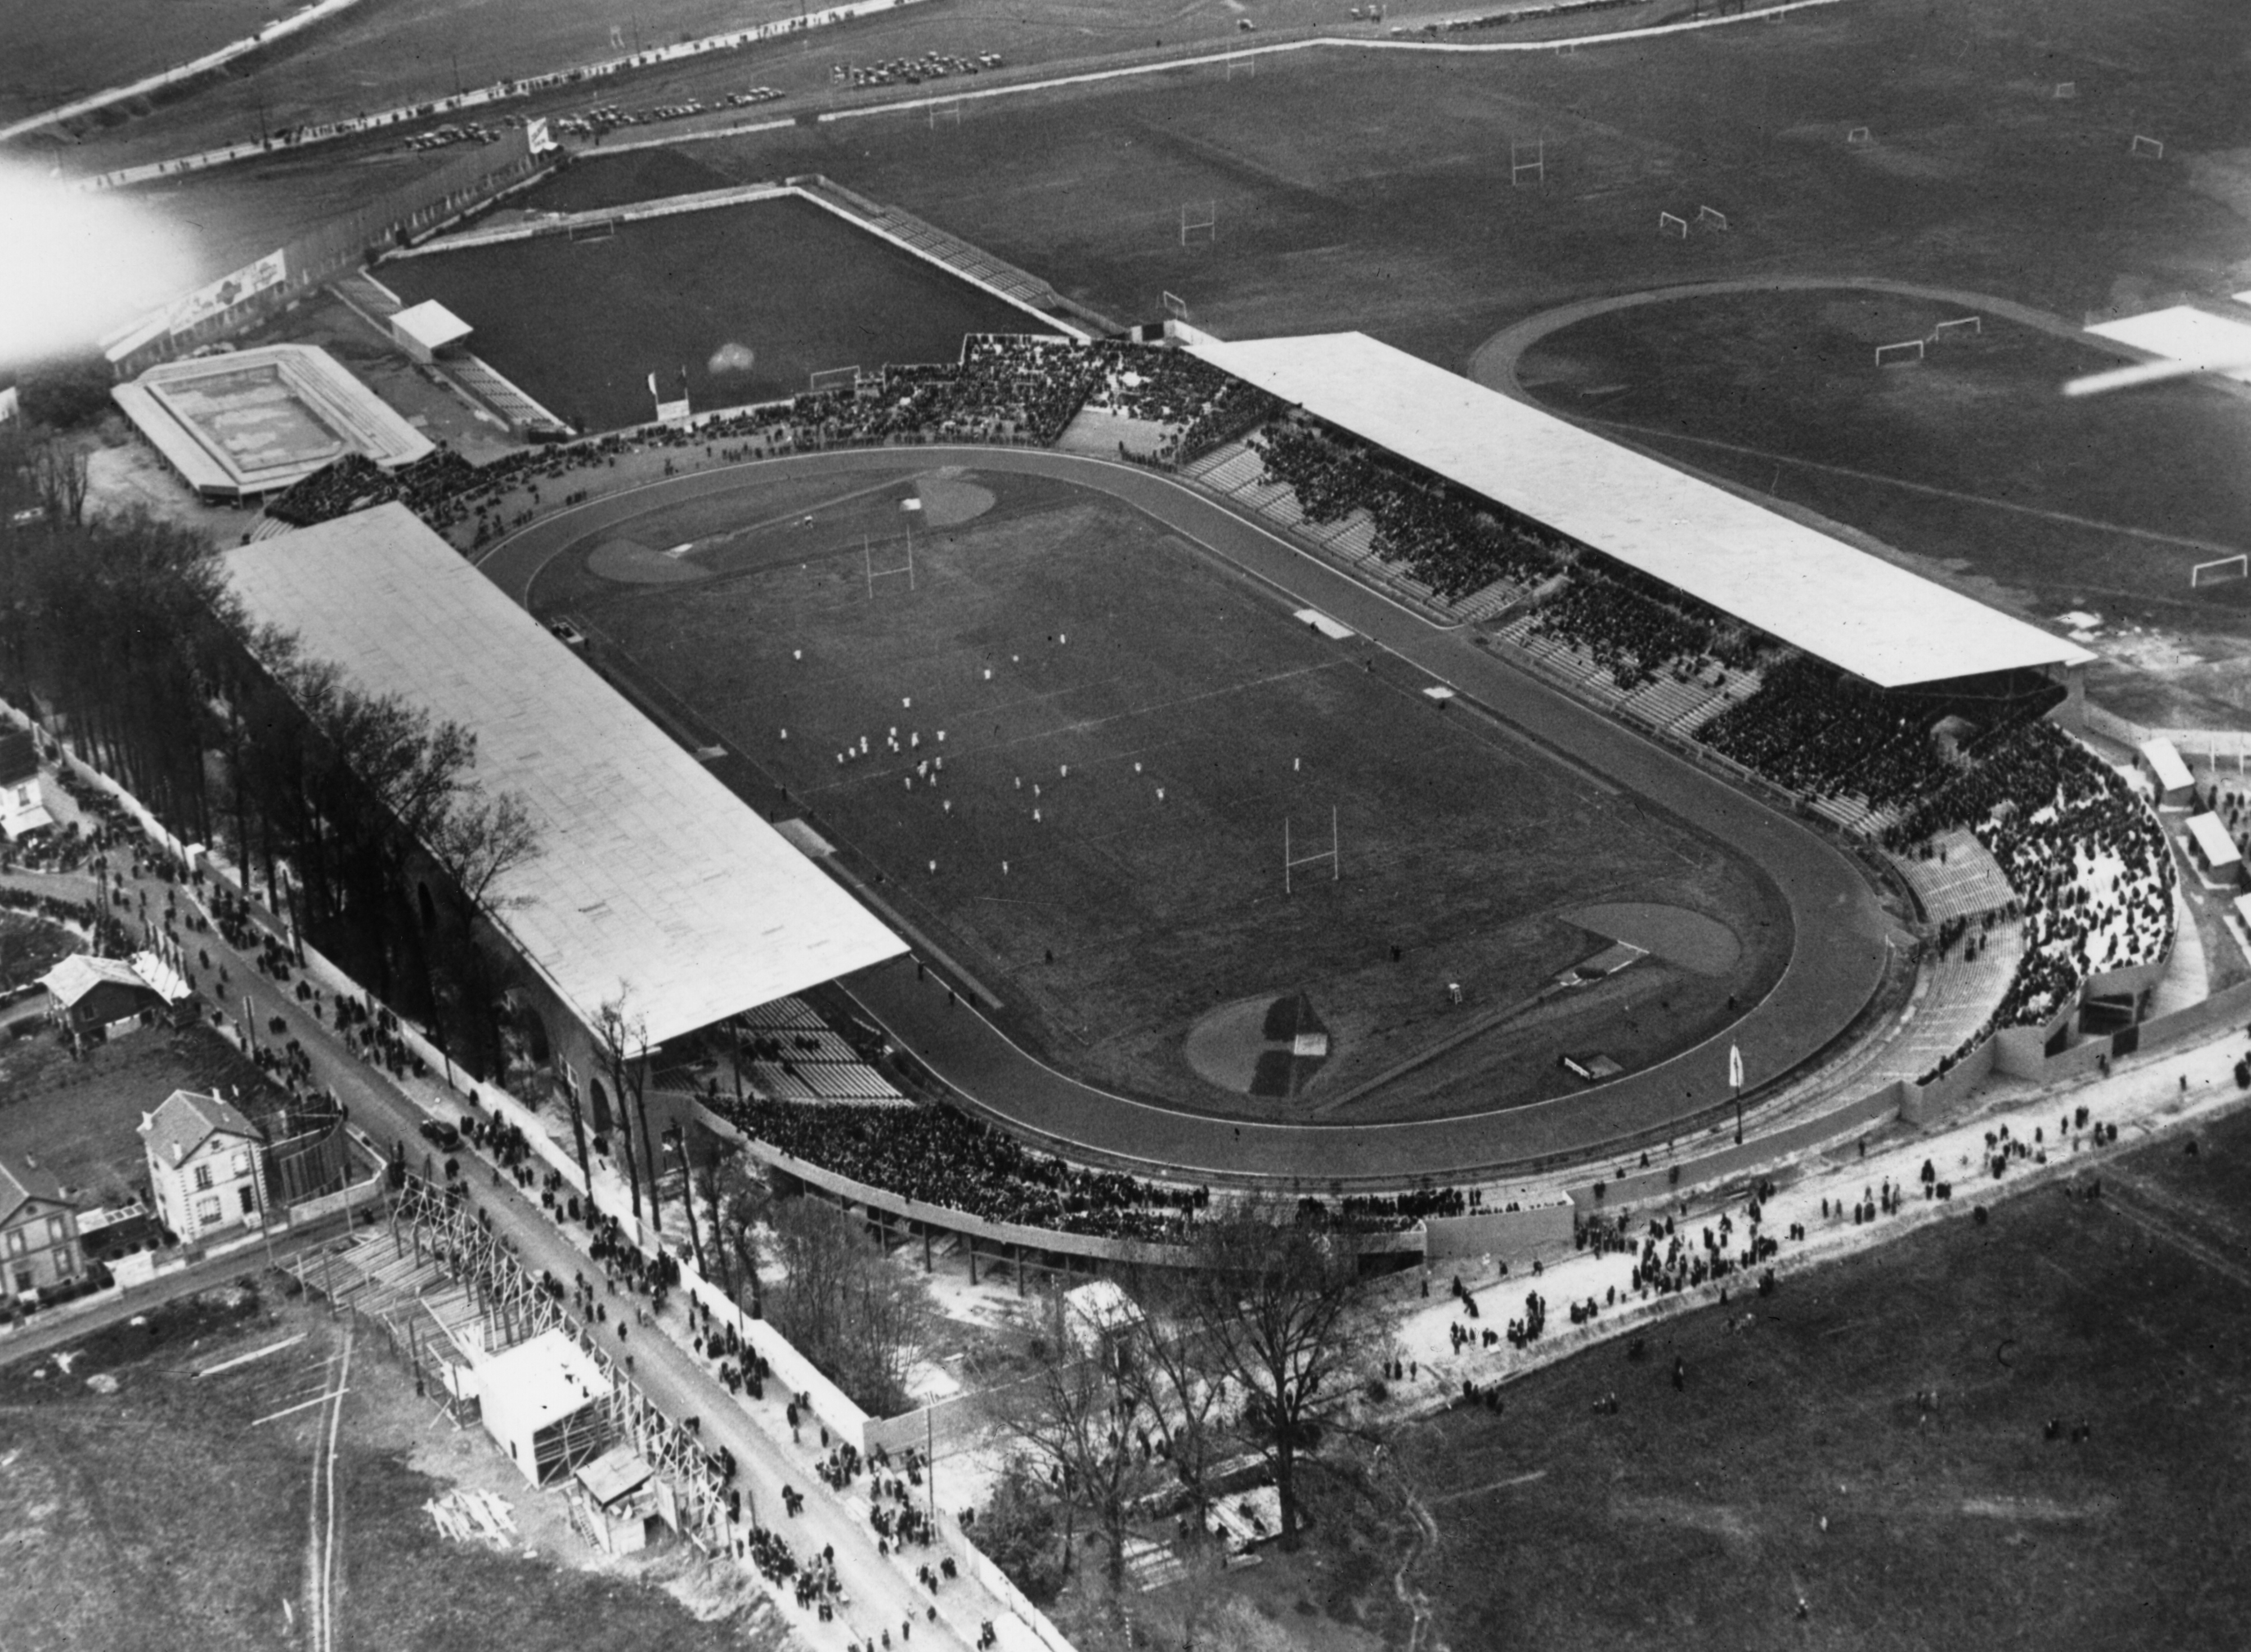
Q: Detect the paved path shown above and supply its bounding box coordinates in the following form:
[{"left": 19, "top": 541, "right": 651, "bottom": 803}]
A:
[
  {"left": 479, "top": 446, "right": 1894, "bottom": 1184},
  {"left": 52, "top": 857, "right": 1019, "bottom": 1652}
]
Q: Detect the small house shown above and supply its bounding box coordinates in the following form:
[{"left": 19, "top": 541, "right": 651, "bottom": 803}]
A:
[
  {"left": 0, "top": 1151, "right": 86, "bottom": 1301},
  {"left": 140, "top": 1089, "right": 270, "bottom": 1245},
  {"left": 390, "top": 300, "right": 474, "bottom": 366},
  {"left": 0, "top": 730, "right": 52, "bottom": 841},
  {"left": 40, "top": 955, "right": 165, "bottom": 1041},
  {"left": 472, "top": 1327, "right": 615, "bottom": 1486},
  {"left": 568, "top": 1444, "right": 662, "bottom": 1555}
]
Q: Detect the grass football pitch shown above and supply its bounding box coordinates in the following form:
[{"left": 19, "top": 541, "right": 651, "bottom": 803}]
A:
[
  {"left": 550, "top": 464, "right": 1789, "bottom": 1121},
  {"left": 379, "top": 192, "right": 1063, "bottom": 433}
]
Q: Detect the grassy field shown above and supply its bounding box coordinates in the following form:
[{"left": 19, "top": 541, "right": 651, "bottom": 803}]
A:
[
  {"left": 380, "top": 192, "right": 1061, "bottom": 431},
  {"left": 0, "top": 1022, "right": 279, "bottom": 1208},
  {"left": 1514, "top": 289, "right": 2251, "bottom": 632},
  {"left": 1355, "top": 1105, "right": 2251, "bottom": 1650},
  {"left": 0, "top": 1284, "right": 768, "bottom": 1652},
  {"left": 554, "top": 464, "right": 1789, "bottom": 1120},
  {"left": 0, "top": 0, "right": 292, "bottom": 123}
]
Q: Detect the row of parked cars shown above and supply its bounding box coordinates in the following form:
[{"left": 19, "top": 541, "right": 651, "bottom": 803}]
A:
[
  {"left": 833, "top": 50, "right": 1003, "bottom": 88},
  {"left": 549, "top": 87, "right": 784, "bottom": 140}
]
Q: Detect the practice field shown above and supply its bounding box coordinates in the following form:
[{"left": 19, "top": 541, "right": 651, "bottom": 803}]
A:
[
  {"left": 1365, "top": 1107, "right": 2251, "bottom": 1650},
  {"left": 544, "top": 464, "right": 1791, "bottom": 1122},
  {"left": 1512, "top": 286, "right": 2251, "bottom": 638},
  {"left": 380, "top": 192, "right": 1063, "bottom": 433}
]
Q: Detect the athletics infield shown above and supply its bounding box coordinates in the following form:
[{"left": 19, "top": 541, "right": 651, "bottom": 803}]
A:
[{"left": 482, "top": 448, "right": 1896, "bottom": 1185}]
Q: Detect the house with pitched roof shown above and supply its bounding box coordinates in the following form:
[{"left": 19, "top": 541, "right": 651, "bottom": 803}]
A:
[
  {"left": 140, "top": 1089, "right": 269, "bottom": 1245},
  {"left": 0, "top": 1150, "right": 86, "bottom": 1301},
  {"left": 40, "top": 954, "right": 164, "bottom": 1042}
]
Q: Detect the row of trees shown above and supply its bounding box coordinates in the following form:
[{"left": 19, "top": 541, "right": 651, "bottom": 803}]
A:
[{"left": 0, "top": 421, "right": 541, "bottom": 1080}]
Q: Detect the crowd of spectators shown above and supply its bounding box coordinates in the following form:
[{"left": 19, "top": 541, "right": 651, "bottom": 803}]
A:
[
  {"left": 710, "top": 1090, "right": 1210, "bottom": 1241},
  {"left": 1699, "top": 655, "right": 1961, "bottom": 811},
  {"left": 1893, "top": 720, "right": 2174, "bottom": 1070},
  {"left": 1526, "top": 567, "right": 1758, "bottom": 691},
  {"left": 1247, "top": 415, "right": 1568, "bottom": 601}
]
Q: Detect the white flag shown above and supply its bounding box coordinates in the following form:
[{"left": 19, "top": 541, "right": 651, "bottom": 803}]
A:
[
  {"left": 647, "top": 371, "right": 660, "bottom": 399},
  {"left": 1728, "top": 1044, "right": 1744, "bottom": 1090}
]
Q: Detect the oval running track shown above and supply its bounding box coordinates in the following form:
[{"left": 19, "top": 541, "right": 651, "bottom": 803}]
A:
[{"left": 478, "top": 446, "right": 1894, "bottom": 1185}]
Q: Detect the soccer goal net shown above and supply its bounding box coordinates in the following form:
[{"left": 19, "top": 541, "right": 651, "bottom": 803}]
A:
[
  {"left": 2191, "top": 554, "right": 2249, "bottom": 589},
  {"left": 1876, "top": 339, "right": 1926, "bottom": 368},
  {"left": 2131, "top": 134, "right": 2164, "bottom": 159},
  {"left": 1931, "top": 316, "right": 1982, "bottom": 343},
  {"left": 1658, "top": 211, "right": 1689, "bottom": 239},
  {"left": 567, "top": 217, "right": 619, "bottom": 243},
  {"left": 1697, "top": 204, "right": 1729, "bottom": 231}
]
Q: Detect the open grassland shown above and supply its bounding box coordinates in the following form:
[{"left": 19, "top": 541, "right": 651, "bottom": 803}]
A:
[
  {"left": 1514, "top": 289, "right": 2251, "bottom": 634},
  {"left": 380, "top": 192, "right": 1061, "bottom": 430},
  {"left": 559, "top": 464, "right": 1788, "bottom": 1119},
  {"left": 1366, "top": 1105, "right": 2251, "bottom": 1650},
  {"left": 0, "top": 1286, "right": 763, "bottom": 1652}
]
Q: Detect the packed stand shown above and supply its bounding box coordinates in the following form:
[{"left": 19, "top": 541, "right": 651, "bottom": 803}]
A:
[
  {"left": 1698, "top": 654, "right": 1961, "bottom": 811},
  {"left": 1247, "top": 415, "right": 1566, "bottom": 600},
  {"left": 1526, "top": 567, "right": 1760, "bottom": 691},
  {"left": 1082, "top": 347, "right": 1280, "bottom": 466},
  {"left": 1890, "top": 720, "right": 2174, "bottom": 1074}
]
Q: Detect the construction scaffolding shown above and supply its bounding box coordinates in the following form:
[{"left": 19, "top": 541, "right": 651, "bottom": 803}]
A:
[{"left": 292, "top": 1174, "right": 736, "bottom": 1551}]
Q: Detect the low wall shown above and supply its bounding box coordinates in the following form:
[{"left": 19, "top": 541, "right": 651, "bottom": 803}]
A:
[
  {"left": 1583, "top": 1079, "right": 1908, "bottom": 1209},
  {"left": 1422, "top": 1198, "right": 1575, "bottom": 1263}
]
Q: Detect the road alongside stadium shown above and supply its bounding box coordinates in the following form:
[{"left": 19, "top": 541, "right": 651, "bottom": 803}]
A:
[{"left": 479, "top": 446, "right": 1896, "bottom": 1184}]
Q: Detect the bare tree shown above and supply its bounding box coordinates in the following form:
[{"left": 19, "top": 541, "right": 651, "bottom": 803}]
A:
[
  {"left": 1119, "top": 1265, "right": 1229, "bottom": 1542},
  {"left": 763, "top": 1196, "right": 927, "bottom": 1415},
  {"left": 31, "top": 441, "right": 89, "bottom": 527},
  {"left": 715, "top": 1155, "right": 772, "bottom": 1317},
  {"left": 1185, "top": 1205, "right": 1382, "bottom": 1550},
  {"left": 985, "top": 1288, "right": 1167, "bottom": 1601},
  {"left": 593, "top": 990, "right": 654, "bottom": 1228}
]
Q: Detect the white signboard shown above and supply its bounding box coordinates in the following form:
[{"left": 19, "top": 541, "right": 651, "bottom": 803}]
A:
[
  {"left": 166, "top": 248, "right": 288, "bottom": 335},
  {"left": 526, "top": 116, "right": 557, "bottom": 155}
]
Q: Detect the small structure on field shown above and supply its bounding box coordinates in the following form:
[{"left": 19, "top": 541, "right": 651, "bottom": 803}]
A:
[
  {"left": 0, "top": 1150, "right": 88, "bottom": 1302},
  {"left": 0, "top": 729, "right": 52, "bottom": 840},
  {"left": 39, "top": 954, "right": 165, "bottom": 1042}
]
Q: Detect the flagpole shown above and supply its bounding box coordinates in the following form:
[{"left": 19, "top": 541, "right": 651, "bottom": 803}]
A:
[{"left": 1729, "top": 1043, "right": 1744, "bottom": 1146}]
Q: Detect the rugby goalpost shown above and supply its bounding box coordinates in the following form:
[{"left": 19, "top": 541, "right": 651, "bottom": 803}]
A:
[
  {"left": 1510, "top": 138, "right": 1546, "bottom": 187},
  {"left": 1284, "top": 807, "right": 1339, "bottom": 896},
  {"left": 928, "top": 100, "right": 962, "bottom": 129},
  {"left": 2191, "top": 554, "right": 2249, "bottom": 589},
  {"left": 1224, "top": 52, "right": 1256, "bottom": 79},
  {"left": 1876, "top": 339, "right": 1925, "bottom": 368},
  {"left": 1180, "top": 200, "right": 1217, "bottom": 247},
  {"left": 864, "top": 527, "right": 915, "bottom": 599}
]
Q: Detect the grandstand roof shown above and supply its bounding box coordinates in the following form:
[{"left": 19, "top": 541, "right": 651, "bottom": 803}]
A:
[
  {"left": 1187, "top": 332, "right": 2095, "bottom": 689},
  {"left": 391, "top": 300, "right": 473, "bottom": 354},
  {"left": 224, "top": 505, "right": 905, "bottom": 1047}
]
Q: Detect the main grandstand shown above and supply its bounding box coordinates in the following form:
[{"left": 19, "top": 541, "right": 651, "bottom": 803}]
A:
[
  {"left": 113, "top": 343, "right": 434, "bottom": 504},
  {"left": 244, "top": 324, "right": 2174, "bottom": 1240}
]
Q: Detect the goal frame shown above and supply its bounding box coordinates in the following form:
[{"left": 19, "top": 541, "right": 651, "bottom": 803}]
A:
[
  {"left": 2191, "top": 554, "right": 2249, "bottom": 589},
  {"left": 1510, "top": 137, "right": 1546, "bottom": 187},
  {"left": 1161, "top": 290, "right": 1190, "bottom": 322},
  {"left": 809, "top": 365, "right": 860, "bottom": 395},
  {"left": 1697, "top": 204, "right": 1729, "bottom": 231},
  {"left": 1180, "top": 200, "right": 1217, "bottom": 247},
  {"left": 1284, "top": 807, "right": 1340, "bottom": 896},
  {"left": 1846, "top": 126, "right": 1872, "bottom": 146},
  {"left": 1657, "top": 210, "right": 1689, "bottom": 239},
  {"left": 1875, "top": 339, "right": 1926, "bottom": 368},
  {"left": 2131, "top": 134, "right": 2164, "bottom": 160},
  {"left": 1930, "top": 316, "right": 1982, "bottom": 343}
]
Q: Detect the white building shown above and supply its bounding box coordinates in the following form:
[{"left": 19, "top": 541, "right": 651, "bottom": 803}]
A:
[
  {"left": 0, "top": 729, "right": 52, "bottom": 841},
  {"left": 140, "top": 1089, "right": 268, "bottom": 1245},
  {"left": 471, "top": 1326, "right": 615, "bottom": 1485}
]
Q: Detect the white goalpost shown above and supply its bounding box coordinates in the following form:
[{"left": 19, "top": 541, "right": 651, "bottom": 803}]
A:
[
  {"left": 2131, "top": 134, "right": 2164, "bottom": 160},
  {"left": 1930, "top": 316, "right": 1982, "bottom": 343},
  {"left": 1180, "top": 201, "right": 1217, "bottom": 247},
  {"left": 809, "top": 364, "right": 860, "bottom": 395},
  {"left": 1162, "top": 290, "right": 1190, "bottom": 322},
  {"left": 1697, "top": 204, "right": 1729, "bottom": 231},
  {"left": 2191, "top": 554, "right": 2249, "bottom": 589},
  {"left": 864, "top": 528, "right": 915, "bottom": 600},
  {"left": 1284, "top": 808, "right": 1339, "bottom": 896},
  {"left": 1510, "top": 138, "right": 1546, "bottom": 187},
  {"left": 1846, "top": 126, "right": 1872, "bottom": 146},
  {"left": 928, "top": 100, "right": 962, "bottom": 129},
  {"left": 1224, "top": 52, "right": 1256, "bottom": 79},
  {"left": 2053, "top": 81, "right": 2077, "bottom": 100},
  {"left": 1876, "top": 339, "right": 1925, "bottom": 368},
  {"left": 1658, "top": 210, "right": 1689, "bottom": 239}
]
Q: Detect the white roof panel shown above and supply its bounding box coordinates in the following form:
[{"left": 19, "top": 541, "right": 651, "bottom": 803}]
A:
[
  {"left": 2186, "top": 812, "right": 2240, "bottom": 869},
  {"left": 225, "top": 506, "right": 904, "bottom": 1045},
  {"left": 2138, "top": 738, "right": 2194, "bottom": 793},
  {"left": 2085, "top": 306, "right": 2251, "bottom": 385},
  {"left": 1188, "top": 332, "right": 2092, "bottom": 689},
  {"left": 392, "top": 299, "right": 475, "bottom": 352}
]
